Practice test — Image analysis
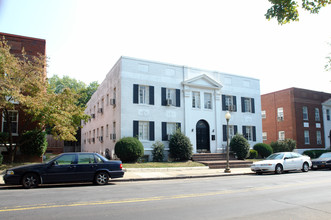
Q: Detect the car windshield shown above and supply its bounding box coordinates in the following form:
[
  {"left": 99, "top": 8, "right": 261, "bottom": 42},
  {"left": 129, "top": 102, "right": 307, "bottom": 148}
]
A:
[
  {"left": 266, "top": 153, "right": 284, "bottom": 160},
  {"left": 319, "top": 153, "right": 331, "bottom": 159}
]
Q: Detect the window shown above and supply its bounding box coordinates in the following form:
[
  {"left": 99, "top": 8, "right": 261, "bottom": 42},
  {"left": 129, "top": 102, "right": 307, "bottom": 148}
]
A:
[
  {"left": 166, "top": 88, "right": 176, "bottom": 106},
  {"left": 113, "top": 122, "right": 116, "bottom": 140},
  {"left": 262, "top": 132, "right": 267, "bottom": 141},
  {"left": 223, "top": 125, "right": 238, "bottom": 141},
  {"left": 277, "top": 108, "right": 284, "bottom": 121},
  {"left": 204, "top": 93, "right": 212, "bottom": 109},
  {"left": 133, "top": 84, "right": 154, "bottom": 105},
  {"left": 241, "top": 97, "right": 255, "bottom": 113},
  {"left": 222, "top": 95, "right": 236, "bottom": 111},
  {"left": 78, "top": 154, "right": 95, "bottom": 164},
  {"left": 107, "top": 94, "right": 109, "bottom": 106},
  {"left": 161, "top": 88, "right": 180, "bottom": 107},
  {"left": 138, "top": 121, "right": 149, "bottom": 140},
  {"left": 192, "top": 92, "right": 200, "bottom": 108},
  {"left": 242, "top": 126, "right": 256, "bottom": 141},
  {"left": 162, "top": 122, "right": 181, "bottom": 141},
  {"left": 304, "top": 130, "right": 310, "bottom": 144},
  {"left": 2, "top": 110, "right": 18, "bottom": 135},
  {"left": 93, "top": 130, "right": 95, "bottom": 143},
  {"left": 303, "top": 106, "right": 308, "bottom": 120},
  {"left": 54, "top": 154, "right": 75, "bottom": 165},
  {"left": 315, "top": 108, "right": 320, "bottom": 121},
  {"left": 261, "top": 110, "right": 266, "bottom": 119},
  {"left": 278, "top": 131, "right": 285, "bottom": 141},
  {"left": 317, "top": 131, "right": 322, "bottom": 145},
  {"left": 327, "top": 109, "right": 330, "bottom": 121},
  {"left": 106, "top": 124, "right": 109, "bottom": 137},
  {"left": 133, "top": 121, "right": 154, "bottom": 141}
]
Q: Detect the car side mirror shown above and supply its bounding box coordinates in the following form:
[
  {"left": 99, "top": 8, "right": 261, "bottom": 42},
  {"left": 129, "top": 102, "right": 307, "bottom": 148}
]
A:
[{"left": 284, "top": 157, "right": 289, "bottom": 160}]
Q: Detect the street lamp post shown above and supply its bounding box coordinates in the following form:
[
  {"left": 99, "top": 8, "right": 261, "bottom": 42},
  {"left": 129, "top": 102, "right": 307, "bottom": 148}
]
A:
[{"left": 224, "top": 111, "right": 231, "bottom": 173}]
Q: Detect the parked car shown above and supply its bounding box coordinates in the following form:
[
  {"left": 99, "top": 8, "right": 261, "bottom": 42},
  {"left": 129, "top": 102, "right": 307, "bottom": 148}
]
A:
[
  {"left": 311, "top": 152, "right": 331, "bottom": 170},
  {"left": 3, "top": 152, "right": 124, "bottom": 188},
  {"left": 251, "top": 152, "right": 311, "bottom": 174}
]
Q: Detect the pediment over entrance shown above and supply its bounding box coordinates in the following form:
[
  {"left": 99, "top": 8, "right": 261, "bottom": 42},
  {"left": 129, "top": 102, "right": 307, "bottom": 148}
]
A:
[
  {"left": 323, "top": 98, "right": 331, "bottom": 107},
  {"left": 182, "top": 74, "right": 223, "bottom": 90}
]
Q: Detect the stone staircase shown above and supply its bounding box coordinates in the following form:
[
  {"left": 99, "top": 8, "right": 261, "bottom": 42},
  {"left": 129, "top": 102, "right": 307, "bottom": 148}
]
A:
[{"left": 192, "top": 153, "right": 252, "bottom": 169}]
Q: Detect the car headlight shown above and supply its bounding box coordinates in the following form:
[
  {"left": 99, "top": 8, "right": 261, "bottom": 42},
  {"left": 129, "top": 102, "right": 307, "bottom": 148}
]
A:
[{"left": 6, "top": 170, "right": 14, "bottom": 175}]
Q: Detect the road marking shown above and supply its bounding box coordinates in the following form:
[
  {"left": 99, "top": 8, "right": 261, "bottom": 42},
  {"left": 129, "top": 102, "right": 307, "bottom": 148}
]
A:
[{"left": 1, "top": 179, "right": 331, "bottom": 213}]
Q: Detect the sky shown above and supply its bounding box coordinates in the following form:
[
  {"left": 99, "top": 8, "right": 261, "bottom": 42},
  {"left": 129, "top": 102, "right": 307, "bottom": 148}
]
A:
[{"left": 0, "top": 0, "right": 330, "bottom": 95}]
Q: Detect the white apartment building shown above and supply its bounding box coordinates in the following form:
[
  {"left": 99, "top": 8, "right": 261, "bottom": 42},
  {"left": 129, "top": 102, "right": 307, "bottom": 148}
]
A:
[{"left": 81, "top": 57, "right": 262, "bottom": 160}]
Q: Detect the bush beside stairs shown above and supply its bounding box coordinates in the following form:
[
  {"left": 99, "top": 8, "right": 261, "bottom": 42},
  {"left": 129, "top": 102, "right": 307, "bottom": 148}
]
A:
[{"left": 192, "top": 153, "right": 252, "bottom": 169}]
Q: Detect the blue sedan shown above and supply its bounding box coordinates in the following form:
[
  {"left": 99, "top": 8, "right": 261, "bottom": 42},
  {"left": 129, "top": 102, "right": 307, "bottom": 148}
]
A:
[{"left": 3, "top": 152, "right": 124, "bottom": 188}]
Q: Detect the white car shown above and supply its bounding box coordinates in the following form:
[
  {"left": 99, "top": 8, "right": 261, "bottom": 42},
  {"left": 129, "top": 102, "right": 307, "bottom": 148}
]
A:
[{"left": 251, "top": 152, "right": 312, "bottom": 174}]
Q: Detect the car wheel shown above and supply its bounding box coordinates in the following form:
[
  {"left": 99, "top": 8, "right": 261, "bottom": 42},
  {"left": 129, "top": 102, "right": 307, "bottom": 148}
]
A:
[
  {"left": 94, "top": 171, "right": 109, "bottom": 185},
  {"left": 302, "top": 162, "right": 309, "bottom": 172},
  {"left": 22, "top": 173, "right": 39, "bottom": 189},
  {"left": 275, "top": 164, "right": 283, "bottom": 174}
]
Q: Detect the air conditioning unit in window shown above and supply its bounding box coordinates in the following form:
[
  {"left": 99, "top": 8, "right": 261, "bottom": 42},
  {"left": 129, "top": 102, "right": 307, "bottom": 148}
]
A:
[
  {"left": 166, "top": 99, "right": 173, "bottom": 106},
  {"left": 98, "top": 108, "right": 103, "bottom": 113},
  {"left": 110, "top": 99, "right": 116, "bottom": 106}
]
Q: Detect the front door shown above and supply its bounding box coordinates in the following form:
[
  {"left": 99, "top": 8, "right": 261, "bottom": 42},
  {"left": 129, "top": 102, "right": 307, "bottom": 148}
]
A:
[{"left": 196, "top": 120, "right": 210, "bottom": 153}]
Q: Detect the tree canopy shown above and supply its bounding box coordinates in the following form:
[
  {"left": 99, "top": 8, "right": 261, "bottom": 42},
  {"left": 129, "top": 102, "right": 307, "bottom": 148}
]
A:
[
  {"left": 265, "top": 0, "right": 331, "bottom": 25},
  {"left": 0, "top": 39, "right": 88, "bottom": 163}
]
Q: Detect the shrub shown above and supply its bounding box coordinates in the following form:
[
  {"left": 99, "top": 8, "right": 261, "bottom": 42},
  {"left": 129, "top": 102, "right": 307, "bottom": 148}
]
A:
[
  {"left": 169, "top": 129, "right": 193, "bottom": 161},
  {"left": 271, "top": 139, "right": 296, "bottom": 153},
  {"left": 303, "top": 150, "right": 330, "bottom": 159},
  {"left": 152, "top": 141, "right": 165, "bottom": 162},
  {"left": 230, "top": 134, "right": 250, "bottom": 160},
  {"left": 248, "top": 149, "right": 258, "bottom": 159},
  {"left": 253, "top": 143, "right": 273, "bottom": 158},
  {"left": 0, "top": 154, "right": 3, "bottom": 165},
  {"left": 20, "top": 129, "right": 47, "bottom": 157},
  {"left": 115, "top": 137, "right": 144, "bottom": 163}
]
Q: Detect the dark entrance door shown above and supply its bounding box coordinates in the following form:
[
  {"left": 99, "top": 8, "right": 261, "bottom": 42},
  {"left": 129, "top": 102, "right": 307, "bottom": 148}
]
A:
[{"left": 196, "top": 120, "right": 210, "bottom": 153}]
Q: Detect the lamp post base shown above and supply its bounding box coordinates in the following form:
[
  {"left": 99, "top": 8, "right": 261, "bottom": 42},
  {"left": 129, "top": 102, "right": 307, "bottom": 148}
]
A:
[{"left": 224, "top": 168, "right": 231, "bottom": 173}]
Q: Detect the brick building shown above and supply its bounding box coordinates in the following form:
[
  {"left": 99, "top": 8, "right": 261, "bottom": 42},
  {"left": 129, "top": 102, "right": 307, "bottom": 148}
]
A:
[
  {"left": 261, "top": 88, "right": 331, "bottom": 153},
  {"left": 0, "top": 32, "right": 47, "bottom": 159}
]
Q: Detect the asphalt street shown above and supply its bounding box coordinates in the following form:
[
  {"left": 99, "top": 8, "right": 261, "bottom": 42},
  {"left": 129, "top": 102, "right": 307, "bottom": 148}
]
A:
[{"left": 1, "top": 170, "right": 331, "bottom": 220}]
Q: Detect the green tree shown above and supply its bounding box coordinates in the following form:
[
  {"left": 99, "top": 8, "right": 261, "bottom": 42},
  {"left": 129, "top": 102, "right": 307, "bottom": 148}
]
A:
[
  {"left": 265, "top": 0, "right": 331, "bottom": 25},
  {"left": 0, "top": 39, "right": 88, "bottom": 163},
  {"left": 169, "top": 129, "right": 193, "bottom": 161},
  {"left": 230, "top": 134, "right": 250, "bottom": 160}
]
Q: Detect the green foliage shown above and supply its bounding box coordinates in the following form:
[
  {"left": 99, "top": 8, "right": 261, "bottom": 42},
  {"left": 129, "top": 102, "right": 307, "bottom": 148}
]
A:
[
  {"left": 169, "top": 129, "right": 193, "bottom": 161},
  {"left": 253, "top": 143, "right": 273, "bottom": 158},
  {"left": 230, "top": 134, "right": 250, "bottom": 160},
  {"left": 20, "top": 130, "right": 48, "bottom": 157},
  {"left": 114, "top": 137, "right": 144, "bottom": 163},
  {"left": 271, "top": 139, "right": 296, "bottom": 153},
  {"left": 248, "top": 149, "right": 258, "bottom": 159},
  {"left": 0, "top": 154, "right": 3, "bottom": 165},
  {"left": 265, "top": 0, "right": 331, "bottom": 25},
  {"left": 152, "top": 141, "right": 165, "bottom": 162},
  {"left": 303, "top": 150, "right": 330, "bottom": 159}
]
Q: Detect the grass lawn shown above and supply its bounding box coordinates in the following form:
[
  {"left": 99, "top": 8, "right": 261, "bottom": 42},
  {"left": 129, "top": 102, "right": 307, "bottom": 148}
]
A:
[{"left": 123, "top": 161, "right": 206, "bottom": 168}]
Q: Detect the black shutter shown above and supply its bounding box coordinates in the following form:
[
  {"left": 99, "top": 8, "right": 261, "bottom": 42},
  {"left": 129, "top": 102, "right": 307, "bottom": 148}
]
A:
[
  {"left": 162, "top": 122, "right": 167, "bottom": 141},
  {"left": 241, "top": 97, "right": 245, "bottom": 112},
  {"left": 133, "top": 84, "right": 138, "bottom": 104},
  {"left": 161, "top": 87, "right": 166, "bottom": 106},
  {"left": 251, "top": 98, "right": 255, "bottom": 113},
  {"left": 133, "top": 121, "right": 138, "bottom": 137},
  {"left": 223, "top": 125, "right": 227, "bottom": 141},
  {"left": 242, "top": 126, "right": 246, "bottom": 139},
  {"left": 176, "top": 122, "right": 181, "bottom": 131},
  {"left": 176, "top": 89, "right": 180, "bottom": 107},
  {"left": 149, "top": 121, "right": 155, "bottom": 141},
  {"left": 234, "top": 125, "right": 238, "bottom": 135},
  {"left": 222, "top": 95, "right": 226, "bottom": 111},
  {"left": 149, "top": 86, "right": 154, "bottom": 105},
  {"left": 253, "top": 126, "right": 256, "bottom": 141},
  {"left": 233, "top": 96, "right": 237, "bottom": 112}
]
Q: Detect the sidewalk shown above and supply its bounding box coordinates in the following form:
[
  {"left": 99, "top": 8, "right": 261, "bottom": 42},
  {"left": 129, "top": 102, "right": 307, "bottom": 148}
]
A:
[{"left": 0, "top": 167, "right": 254, "bottom": 185}]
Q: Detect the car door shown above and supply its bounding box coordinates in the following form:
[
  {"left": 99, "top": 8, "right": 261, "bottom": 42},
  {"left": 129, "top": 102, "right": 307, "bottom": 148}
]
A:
[
  {"left": 43, "top": 154, "right": 77, "bottom": 184},
  {"left": 74, "top": 153, "right": 98, "bottom": 182},
  {"left": 291, "top": 153, "right": 304, "bottom": 170},
  {"left": 282, "top": 153, "right": 295, "bottom": 170}
]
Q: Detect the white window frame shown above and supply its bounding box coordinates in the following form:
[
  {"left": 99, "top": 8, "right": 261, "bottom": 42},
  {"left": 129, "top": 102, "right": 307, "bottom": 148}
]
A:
[
  {"left": 192, "top": 91, "right": 201, "bottom": 109},
  {"left": 278, "top": 131, "right": 285, "bottom": 141},
  {"left": 327, "top": 109, "right": 330, "bottom": 121},
  {"left": 166, "top": 123, "right": 176, "bottom": 136},
  {"left": 261, "top": 110, "right": 266, "bottom": 119},
  {"left": 315, "top": 108, "right": 320, "bottom": 121},
  {"left": 244, "top": 98, "right": 252, "bottom": 113},
  {"left": 2, "top": 110, "right": 19, "bottom": 135},
  {"left": 139, "top": 121, "right": 149, "bottom": 141},
  {"left": 245, "top": 126, "right": 253, "bottom": 141},
  {"left": 228, "top": 125, "right": 235, "bottom": 140},
  {"left": 303, "top": 106, "right": 308, "bottom": 121},
  {"left": 317, "top": 131, "right": 322, "bottom": 145},
  {"left": 277, "top": 107, "right": 284, "bottom": 121},
  {"left": 262, "top": 132, "right": 267, "bottom": 141},
  {"left": 166, "top": 88, "right": 176, "bottom": 106},
  {"left": 204, "top": 93, "right": 212, "bottom": 109},
  {"left": 304, "top": 130, "right": 310, "bottom": 144},
  {"left": 139, "top": 85, "right": 149, "bottom": 104}
]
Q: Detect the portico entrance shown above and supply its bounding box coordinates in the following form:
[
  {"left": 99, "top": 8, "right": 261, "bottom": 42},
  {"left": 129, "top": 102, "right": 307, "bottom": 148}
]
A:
[{"left": 196, "top": 120, "right": 210, "bottom": 153}]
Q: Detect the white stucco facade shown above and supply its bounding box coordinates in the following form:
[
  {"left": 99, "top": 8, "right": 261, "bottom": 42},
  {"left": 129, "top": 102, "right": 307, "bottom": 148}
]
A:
[
  {"left": 81, "top": 57, "right": 262, "bottom": 160},
  {"left": 322, "top": 99, "right": 331, "bottom": 149}
]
